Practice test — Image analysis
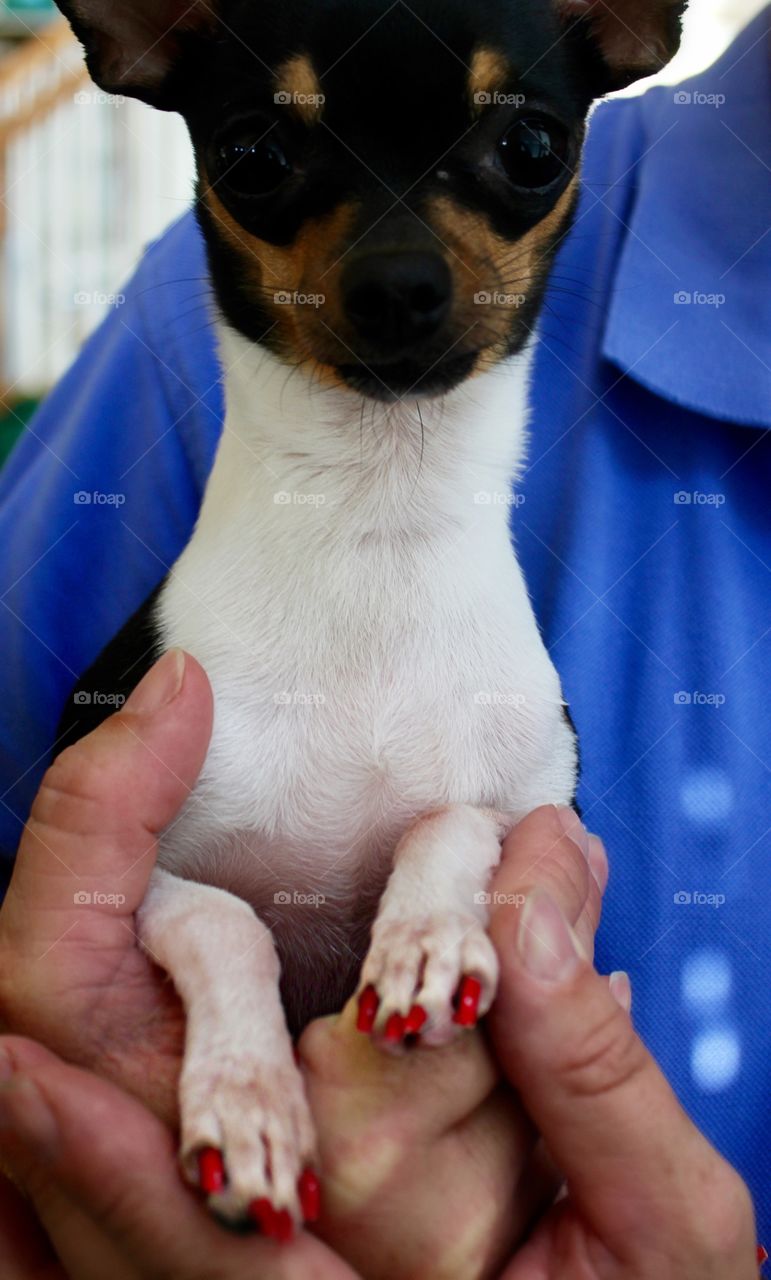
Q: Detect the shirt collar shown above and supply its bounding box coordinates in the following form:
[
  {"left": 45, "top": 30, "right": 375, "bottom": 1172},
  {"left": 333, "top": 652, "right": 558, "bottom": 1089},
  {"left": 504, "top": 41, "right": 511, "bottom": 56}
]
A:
[{"left": 602, "top": 7, "right": 771, "bottom": 429}]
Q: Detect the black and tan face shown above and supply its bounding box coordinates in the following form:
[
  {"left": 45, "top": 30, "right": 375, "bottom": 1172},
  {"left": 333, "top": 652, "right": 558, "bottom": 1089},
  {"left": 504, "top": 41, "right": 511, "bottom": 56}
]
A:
[{"left": 56, "top": 0, "right": 686, "bottom": 402}]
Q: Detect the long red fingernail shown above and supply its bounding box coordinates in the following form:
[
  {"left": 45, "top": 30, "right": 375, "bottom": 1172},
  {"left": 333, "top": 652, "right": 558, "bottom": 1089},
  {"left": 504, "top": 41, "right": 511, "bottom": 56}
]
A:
[
  {"left": 198, "top": 1147, "right": 225, "bottom": 1194},
  {"left": 384, "top": 1012, "right": 406, "bottom": 1043},
  {"left": 357, "top": 985, "right": 379, "bottom": 1033},
  {"left": 404, "top": 1005, "right": 427, "bottom": 1035},
  {"left": 453, "top": 976, "right": 482, "bottom": 1027},
  {"left": 299, "top": 1168, "right": 321, "bottom": 1222}
]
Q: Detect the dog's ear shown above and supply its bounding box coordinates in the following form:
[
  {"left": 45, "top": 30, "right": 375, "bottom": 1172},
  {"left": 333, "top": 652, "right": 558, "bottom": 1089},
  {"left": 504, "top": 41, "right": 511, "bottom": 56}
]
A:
[
  {"left": 557, "top": 0, "right": 687, "bottom": 92},
  {"left": 53, "top": 0, "right": 218, "bottom": 109}
]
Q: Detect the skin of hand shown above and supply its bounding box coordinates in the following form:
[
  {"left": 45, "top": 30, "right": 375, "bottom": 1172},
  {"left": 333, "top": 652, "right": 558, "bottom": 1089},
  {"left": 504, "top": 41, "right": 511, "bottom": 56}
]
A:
[
  {"left": 300, "top": 806, "right": 607, "bottom": 1280},
  {"left": 485, "top": 868, "right": 759, "bottom": 1279},
  {"left": 0, "top": 652, "right": 607, "bottom": 1279},
  {"left": 0, "top": 1035, "right": 360, "bottom": 1280},
  {"left": 0, "top": 649, "right": 211, "bottom": 1125}
]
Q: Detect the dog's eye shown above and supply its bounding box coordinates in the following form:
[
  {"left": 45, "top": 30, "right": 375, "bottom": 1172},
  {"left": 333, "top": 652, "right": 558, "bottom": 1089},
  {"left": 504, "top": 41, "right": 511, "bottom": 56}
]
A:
[
  {"left": 215, "top": 129, "right": 293, "bottom": 197},
  {"left": 498, "top": 117, "right": 569, "bottom": 190}
]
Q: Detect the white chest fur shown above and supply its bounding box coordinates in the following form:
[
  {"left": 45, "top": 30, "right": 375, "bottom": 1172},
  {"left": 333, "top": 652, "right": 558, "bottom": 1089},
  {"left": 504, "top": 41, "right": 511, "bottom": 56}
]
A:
[{"left": 157, "top": 328, "right": 577, "bottom": 910}]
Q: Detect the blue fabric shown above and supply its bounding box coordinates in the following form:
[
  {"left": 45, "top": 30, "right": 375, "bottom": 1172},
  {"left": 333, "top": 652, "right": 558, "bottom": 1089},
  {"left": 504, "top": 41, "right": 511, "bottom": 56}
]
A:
[{"left": 0, "top": 8, "right": 769, "bottom": 1248}]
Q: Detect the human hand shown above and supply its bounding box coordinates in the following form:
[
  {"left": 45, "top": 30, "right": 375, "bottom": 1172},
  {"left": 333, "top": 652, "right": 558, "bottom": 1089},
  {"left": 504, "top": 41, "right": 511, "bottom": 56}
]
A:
[
  {"left": 0, "top": 654, "right": 609, "bottom": 1279},
  {"left": 486, "top": 858, "right": 759, "bottom": 1279},
  {"left": 299, "top": 806, "right": 608, "bottom": 1280},
  {"left": 0, "top": 1034, "right": 360, "bottom": 1280},
  {"left": 0, "top": 650, "right": 213, "bottom": 1124}
]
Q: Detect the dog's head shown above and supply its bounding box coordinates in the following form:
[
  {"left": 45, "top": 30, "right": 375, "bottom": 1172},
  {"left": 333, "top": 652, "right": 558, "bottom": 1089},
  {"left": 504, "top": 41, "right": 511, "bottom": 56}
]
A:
[{"left": 57, "top": 0, "right": 685, "bottom": 401}]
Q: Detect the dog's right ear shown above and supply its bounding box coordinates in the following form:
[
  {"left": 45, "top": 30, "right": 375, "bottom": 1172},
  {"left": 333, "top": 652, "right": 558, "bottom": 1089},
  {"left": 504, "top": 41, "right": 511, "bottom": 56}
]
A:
[{"left": 54, "top": 0, "right": 218, "bottom": 109}]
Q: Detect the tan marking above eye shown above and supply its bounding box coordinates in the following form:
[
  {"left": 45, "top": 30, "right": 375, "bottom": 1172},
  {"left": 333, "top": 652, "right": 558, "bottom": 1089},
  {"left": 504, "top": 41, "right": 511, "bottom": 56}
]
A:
[
  {"left": 274, "top": 54, "right": 325, "bottom": 125},
  {"left": 468, "top": 46, "right": 512, "bottom": 115}
]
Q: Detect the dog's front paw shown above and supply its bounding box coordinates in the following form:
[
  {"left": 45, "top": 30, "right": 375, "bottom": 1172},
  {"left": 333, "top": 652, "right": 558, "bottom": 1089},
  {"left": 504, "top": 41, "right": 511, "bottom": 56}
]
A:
[
  {"left": 180, "top": 1045, "right": 320, "bottom": 1239},
  {"left": 356, "top": 912, "right": 499, "bottom": 1050}
]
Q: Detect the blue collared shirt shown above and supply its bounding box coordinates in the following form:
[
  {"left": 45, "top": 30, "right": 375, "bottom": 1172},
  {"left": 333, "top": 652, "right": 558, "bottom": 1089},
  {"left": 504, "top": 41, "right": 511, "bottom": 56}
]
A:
[{"left": 1, "top": 8, "right": 769, "bottom": 1244}]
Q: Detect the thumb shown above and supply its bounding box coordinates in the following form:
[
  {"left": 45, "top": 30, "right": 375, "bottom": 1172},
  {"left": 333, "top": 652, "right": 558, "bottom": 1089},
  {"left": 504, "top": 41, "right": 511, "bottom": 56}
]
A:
[
  {"left": 5, "top": 651, "right": 213, "bottom": 936},
  {"left": 488, "top": 889, "right": 723, "bottom": 1249}
]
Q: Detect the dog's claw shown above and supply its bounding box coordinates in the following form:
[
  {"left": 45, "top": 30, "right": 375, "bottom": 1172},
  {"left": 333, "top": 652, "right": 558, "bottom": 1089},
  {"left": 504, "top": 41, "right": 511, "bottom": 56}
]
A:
[
  {"left": 384, "top": 1012, "right": 406, "bottom": 1043},
  {"left": 453, "top": 975, "right": 482, "bottom": 1027},
  {"left": 249, "top": 1197, "right": 276, "bottom": 1235},
  {"left": 298, "top": 1168, "right": 321, "bottom": 1223},
  {"left": 249, "top": 1198, "right": 294, "bottom": 1242},
  {"left": 273, "top": 1208, "right": 294, "bottom": 1243},
  {"left": 356, "top": 985, "right": 379, "bottom": 1033},
  {"left": 404, "top": 1004, "right": 428, "bottom": 1036},
  {"left": 198, "top": 1147, "right": 226, "bottom": 1194}
]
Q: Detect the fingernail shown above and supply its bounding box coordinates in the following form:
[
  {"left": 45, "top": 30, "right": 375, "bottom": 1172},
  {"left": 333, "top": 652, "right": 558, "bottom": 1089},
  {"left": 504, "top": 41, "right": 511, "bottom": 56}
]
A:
[
  {"left": 587, "top": 836, "right": 609, "bottom": 892},
  {"left": 124, "top": 650, "right": 185, "bottom": 715},
  {"left": 0, "top": 1073, "right": 59, "bottom": 1153},
  {"left": 518, "top": 890, "right": 583, "bottom": 983},
  {"left": 0, "top": 1046, "right": 15, "bottom": 1084},
  {"left": 609, "top": 971, "right": 632, "bottom": 1014},
  {"left": 555, "top": 807, "right": 590, "bottom": 858}
]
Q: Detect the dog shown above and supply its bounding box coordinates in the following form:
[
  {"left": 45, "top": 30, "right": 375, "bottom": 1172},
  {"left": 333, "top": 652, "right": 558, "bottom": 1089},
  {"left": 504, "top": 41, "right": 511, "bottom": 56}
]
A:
[{"left": 54, "top": 0, "right": 684, "bottom": 1241}]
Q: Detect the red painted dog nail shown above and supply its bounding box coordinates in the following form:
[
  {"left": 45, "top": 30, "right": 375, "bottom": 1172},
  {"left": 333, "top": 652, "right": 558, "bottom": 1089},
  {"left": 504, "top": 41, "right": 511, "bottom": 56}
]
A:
[
  {"left": 384, "top": 1012, "right": 406, "bottom": 1043},
  {"left": 357, "top": 985, "right": 379, "bottom": 1033},
  {"left": 453, "top": 976, "right": 482, "bottom": 1027},
  {"left": 758, "top": 1243, "right": 768, "bottom": 1265},
  {"left": 404, "top": 1005, "right": 428, "bottom": 1035},
  {"left": 273, "top": 1208, "right": 294, "bottom": 1243},
  {"left": 299, "top": 1168, "right": 321, "bottom": 1222},
  {"left": 198, "top": 1147, "right": 225, "bottom": 1194},
  {"left": 250, "top": 1197, "right": 278, "bottom": 1236}
]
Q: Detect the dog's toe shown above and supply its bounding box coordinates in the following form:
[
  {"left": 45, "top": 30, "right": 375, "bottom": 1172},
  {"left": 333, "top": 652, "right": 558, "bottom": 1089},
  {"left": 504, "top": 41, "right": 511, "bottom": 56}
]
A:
[
  {"left": 357, "top": 913, "right": 499, "bottom": 1050},
  {"left": 181, "top": 1052, "right": 319, "bottom": 1236}
]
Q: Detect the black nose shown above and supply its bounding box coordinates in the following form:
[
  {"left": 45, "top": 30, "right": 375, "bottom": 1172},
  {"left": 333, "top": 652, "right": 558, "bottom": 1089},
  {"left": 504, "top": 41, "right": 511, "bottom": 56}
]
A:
[{"left": 341, "top": 251, "right": 452, "bottom": 352}]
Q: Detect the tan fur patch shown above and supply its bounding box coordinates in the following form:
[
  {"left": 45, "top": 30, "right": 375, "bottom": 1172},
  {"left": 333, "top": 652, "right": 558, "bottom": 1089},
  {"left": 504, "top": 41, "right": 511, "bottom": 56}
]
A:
[
  {"left": 428, "top": 181, "right": 579, "bottom": 372},
  {"left": 468, "top": 47, "right": 511, "bottom": 114},
  {"left": 201, "top": 171, "right": 577, "bottom": 385},
  {"left": 202, "top": 180, "right": 358, "bottom": 382},
  {"left": 274, "top": 54, "right": 325, "bottom": 125}
]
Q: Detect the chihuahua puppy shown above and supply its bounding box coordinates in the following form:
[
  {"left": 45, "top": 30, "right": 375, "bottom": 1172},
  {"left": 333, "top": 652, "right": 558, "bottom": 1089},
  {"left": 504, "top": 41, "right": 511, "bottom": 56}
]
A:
[{"left": 56, "top": 0, "right": 684, "bottom": 1239}]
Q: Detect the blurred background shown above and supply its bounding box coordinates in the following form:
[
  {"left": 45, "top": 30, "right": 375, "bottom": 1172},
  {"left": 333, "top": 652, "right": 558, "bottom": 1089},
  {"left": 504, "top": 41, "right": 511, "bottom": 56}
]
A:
[{"left": 0, "top": 0, "right": 766, "bottom": 464}]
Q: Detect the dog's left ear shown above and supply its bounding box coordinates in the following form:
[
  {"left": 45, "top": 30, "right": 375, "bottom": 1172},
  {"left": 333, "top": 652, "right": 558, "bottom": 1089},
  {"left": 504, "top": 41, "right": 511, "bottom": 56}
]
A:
[
  {"left": 557, "top": 0, "right": 687, "bottom": 93},
  {"left": 54, "top": 0, "right": 218, "bottom": 109}
]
